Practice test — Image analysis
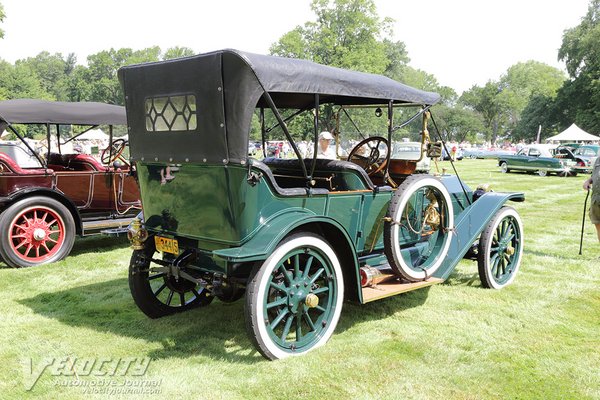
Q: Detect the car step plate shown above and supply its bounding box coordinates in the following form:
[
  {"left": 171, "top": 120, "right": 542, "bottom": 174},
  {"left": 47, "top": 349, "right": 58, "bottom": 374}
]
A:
[{"left": 362, "top": 277, "right": 444, "bottom": 303}]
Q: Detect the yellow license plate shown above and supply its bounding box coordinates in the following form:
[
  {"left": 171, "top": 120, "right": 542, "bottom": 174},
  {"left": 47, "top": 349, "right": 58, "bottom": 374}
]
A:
[{"left": 155, "top": 236, "right": 179, "bottom": 255}]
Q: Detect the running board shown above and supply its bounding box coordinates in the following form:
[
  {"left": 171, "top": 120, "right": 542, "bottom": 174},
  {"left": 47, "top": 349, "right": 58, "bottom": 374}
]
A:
[
  {"left": 82, "top": 217, "right": 135, "bottom": 236},
  {"left": 361, "top": 277, "right": 444, "bottom": 303}
]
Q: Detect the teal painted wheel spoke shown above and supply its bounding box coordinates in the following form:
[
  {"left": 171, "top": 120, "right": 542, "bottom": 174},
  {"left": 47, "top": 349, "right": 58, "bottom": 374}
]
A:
[
  {"left": 293, "top": 254, "right": 300, "bottom": 279},
  {"left": 278, "top": 265, "right": 292, "bottom": 284},
  {"left": 296, "top": 318, "right": 303, "bottom": 341},
  {"left": 267, "top": 296, "right": 287, "bottom": 309},
  {"left": 312, "top": 286, "right": 329, "bottom": 295},
  {"left": 302, "top": 255, "right": 314, "bottom": 279},
  {"left": 270, "top": 281, "right": 287, "bottom": 293},
  {"left": 281, "top": 315, "right": 295, "bottom": 341},
  {"left": 303, "top": 312, "right": 316, "bottom": 331},
  {"left": 315, "top": 305, "right": 327, "bottom": 313},
  {"left": 309, "top": 267, "right": 325, "bottom": 285},
  {"left": 490, "top": 253, "right": 500, "bottom": 275},
  {"left": 270, "top": 308, "right": 290, "bottom": 330}
]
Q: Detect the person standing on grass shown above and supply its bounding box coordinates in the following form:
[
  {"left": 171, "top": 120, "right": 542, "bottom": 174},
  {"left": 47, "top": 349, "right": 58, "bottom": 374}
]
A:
[{"left": 582, "top": 156, "right": 600, "bottom": 244}]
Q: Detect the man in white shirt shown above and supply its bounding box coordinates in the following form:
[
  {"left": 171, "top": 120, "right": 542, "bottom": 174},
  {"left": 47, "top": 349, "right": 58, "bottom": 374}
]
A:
[{"left": 316, "top": 131, "right": 336, "bottom": 159}]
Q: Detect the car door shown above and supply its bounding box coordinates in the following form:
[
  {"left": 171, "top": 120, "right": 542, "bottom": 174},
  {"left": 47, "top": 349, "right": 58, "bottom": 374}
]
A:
[{"left": 526, "top": 148, "right": 545, "bottom": 170}]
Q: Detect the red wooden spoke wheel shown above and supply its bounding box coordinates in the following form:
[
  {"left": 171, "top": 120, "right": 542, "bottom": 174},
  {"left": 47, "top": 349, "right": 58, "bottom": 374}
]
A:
[
  {"left": 8, "top": 205, "right": 65, "bottom": 262},
  {"left": 0, "top": 196, "right": 75, "bottom": 268}
]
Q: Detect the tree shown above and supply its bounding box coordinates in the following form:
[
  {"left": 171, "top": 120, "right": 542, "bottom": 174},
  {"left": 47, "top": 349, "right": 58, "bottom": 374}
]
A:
[
  {"left": 514, "top": 95, "right": 558, "bottom": 141},
  {"left": 497, "top": 61, "right": 565, "bottom": 134},
  {"left": 163, "top": 46, "right": 195, "bottom": 60},
  {"left": 0, "top": 2, "right": 5, "bottom": 39},
  {"left": 16, "top": 52, "right": 75, "bottom": 100},
  {"left": 0, "top": 61, "right": 52, "bottom": 101},
  {"left": 433, "top": 104, "right": 484, "bottom": 143},
  {"left": 271, "top": 0, "right": 394, "bottom": 74},
  {"left": 460, "top": 82, "right": 507, "bottom": 144},
  {"left": 556, "top": 0, "right": 600, "bottom": 133},
  {"left": 269, "top": 0, "right": 410, "bottom": 137},
  {"left": 85, "top": 47, "right": 161, "bottom": 104}
]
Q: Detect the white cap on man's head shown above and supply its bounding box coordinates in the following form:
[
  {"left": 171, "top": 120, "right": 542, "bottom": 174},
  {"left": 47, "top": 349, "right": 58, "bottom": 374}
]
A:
[{"left": 319, "top": 131, "right": 334, "bottom": 140}]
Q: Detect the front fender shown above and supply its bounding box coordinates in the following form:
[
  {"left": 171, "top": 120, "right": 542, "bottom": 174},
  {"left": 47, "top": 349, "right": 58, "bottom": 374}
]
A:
[
  {"left": 0, "top": 187, "right": 83, "bottom": 235},
  {"left": 435, "top": 191, "right": 524, "bottom": 280}
]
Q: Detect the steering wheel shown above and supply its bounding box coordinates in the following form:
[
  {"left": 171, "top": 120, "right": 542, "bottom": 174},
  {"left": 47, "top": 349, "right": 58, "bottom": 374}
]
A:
[
  {"left": 101, "top": 138, "right": 128, "bottom": 165},
  {"left": 347, "top": 136, "right": 389, "bottom": 176}
]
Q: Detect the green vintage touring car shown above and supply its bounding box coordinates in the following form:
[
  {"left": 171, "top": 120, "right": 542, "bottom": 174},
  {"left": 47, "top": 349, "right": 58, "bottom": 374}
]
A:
[{"left": 119, "top": 49, "right": 525, "bottom": 360}]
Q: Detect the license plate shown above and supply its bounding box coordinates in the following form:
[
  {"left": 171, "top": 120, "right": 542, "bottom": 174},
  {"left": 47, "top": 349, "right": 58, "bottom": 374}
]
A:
[{"left": 155, "top": 236, "right": 179, "bottom": 255}]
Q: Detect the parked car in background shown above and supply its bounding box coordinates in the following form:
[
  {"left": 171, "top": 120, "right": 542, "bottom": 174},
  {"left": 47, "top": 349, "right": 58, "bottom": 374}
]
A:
[
  {"left": 391, "top": 141, "right": 430, "bottom": 172},
  {"left": 0, "top": 99, "right": 141, "bottom": 267},
  {"left": 572, "top": 145, "right": 600, "bottom": 173},
  {"left": 498, "top": 144, "right": 576, "bottom": 176},
  {"left": 441, "top": 146, "right": 463, "bottom": 161},
  {"left": 554, "top": 144, "right": 599, "bottom": 174}
]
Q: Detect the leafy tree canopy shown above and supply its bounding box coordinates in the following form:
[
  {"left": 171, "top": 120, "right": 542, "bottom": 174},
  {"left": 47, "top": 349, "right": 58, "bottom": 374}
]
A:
[
  {"left": 0, "top": 2, "right": 5, "bottom": 39},
  {"left": 555, "top": 0, "right": 600, "bottom": 133}
]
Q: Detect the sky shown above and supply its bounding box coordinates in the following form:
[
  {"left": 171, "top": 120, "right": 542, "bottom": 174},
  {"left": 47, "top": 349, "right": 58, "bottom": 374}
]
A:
[{"left": 0, "top": 0, "right": 591, "bottom": 93}]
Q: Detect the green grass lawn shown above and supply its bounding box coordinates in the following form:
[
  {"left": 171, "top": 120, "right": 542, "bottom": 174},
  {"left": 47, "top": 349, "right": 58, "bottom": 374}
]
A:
[{"left": 2, "top": 159, "right": 599, "bottom": 399}]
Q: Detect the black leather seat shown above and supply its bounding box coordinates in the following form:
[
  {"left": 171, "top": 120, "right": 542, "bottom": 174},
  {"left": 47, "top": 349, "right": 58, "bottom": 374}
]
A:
[{"left": 262, "top": 157, "right": 375, "bottom": 191}]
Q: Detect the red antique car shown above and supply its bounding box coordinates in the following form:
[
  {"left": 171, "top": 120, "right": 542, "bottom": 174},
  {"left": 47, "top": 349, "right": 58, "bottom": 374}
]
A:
[{"left": 0, "top": 99, "right": 141, "bottom": 267}]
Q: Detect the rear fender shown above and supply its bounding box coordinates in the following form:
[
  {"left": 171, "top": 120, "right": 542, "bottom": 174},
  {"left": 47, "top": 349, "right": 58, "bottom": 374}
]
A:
[{"left": 213, "top": 211, "right": 361, "bottom": 302}]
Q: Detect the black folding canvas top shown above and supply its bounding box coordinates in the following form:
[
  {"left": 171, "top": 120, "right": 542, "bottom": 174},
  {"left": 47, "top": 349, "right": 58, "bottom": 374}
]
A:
[
  {"left": 0, "top": 99, "right": 126, "bottom": 125},
  {"left": 118, "top": 49, "right": 441, "bottom": 164}
]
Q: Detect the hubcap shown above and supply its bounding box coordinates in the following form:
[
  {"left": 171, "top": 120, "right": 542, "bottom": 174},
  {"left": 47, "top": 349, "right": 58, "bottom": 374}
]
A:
[
  {"left": 33, "top": 228, "right": 46, "bottom": 241},
  {"left": 305, "top": 293, "right": 319, "bottom": 308}
]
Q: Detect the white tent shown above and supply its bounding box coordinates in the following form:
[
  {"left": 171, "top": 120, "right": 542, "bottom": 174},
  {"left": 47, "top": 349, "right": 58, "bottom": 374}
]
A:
[
  {"left": 75, "top": 128, "right": 109, "bottom": 141},
  {"left": 546, "top": 123, "right": 600, "bottom": 142}
]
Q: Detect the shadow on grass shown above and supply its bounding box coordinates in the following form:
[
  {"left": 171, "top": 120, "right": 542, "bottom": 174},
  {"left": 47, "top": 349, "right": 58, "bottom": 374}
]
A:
[
  {"left": 19, "top": 276, "right": 435, "bottom": 363},
  {"left": 68, "top": 235, "right": 130, "bottom": 257},
  {"left": 0, "top": 235, "right": 130, "bottom": 269}
]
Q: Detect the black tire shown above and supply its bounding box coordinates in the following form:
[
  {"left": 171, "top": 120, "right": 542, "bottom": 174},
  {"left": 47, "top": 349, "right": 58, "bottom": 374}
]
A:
[
  {"left": 0, "top": 196, "right": 76, "bottom": 268},
  {"left": 245, "top": 233, "right": 344, "bottom": 360},
  {"left": 499, "top": 162, "right": 510, "bottom": 173},
  {"left": 383, "top": 175, "right": 454, "bottom": 281},
  {"left": 477, "top": 207, "right": 523, "bottom": 289},
  {"left": 129, "top": 241, "right": 213, "bottom": 319}
]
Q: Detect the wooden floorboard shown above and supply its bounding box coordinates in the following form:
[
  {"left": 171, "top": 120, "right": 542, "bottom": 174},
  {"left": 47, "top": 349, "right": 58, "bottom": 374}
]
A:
[{"left": 361, "top": 277, "right": 444, "bottom": 303}]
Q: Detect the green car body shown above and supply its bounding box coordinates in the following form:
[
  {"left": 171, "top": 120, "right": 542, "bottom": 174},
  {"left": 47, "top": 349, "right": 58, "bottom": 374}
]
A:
[
  {"left": 498, "top": 145, "right": 576, "bottom": 176},
  {"left": 119, "top": 49, "right": 526, "bottom": 360}
]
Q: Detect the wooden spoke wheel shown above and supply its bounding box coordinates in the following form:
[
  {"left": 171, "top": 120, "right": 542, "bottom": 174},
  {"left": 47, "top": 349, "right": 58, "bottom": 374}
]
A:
[
  {"left": 245, "top": 233, "right": 344, "bottom": 360},
  {"left": 0, "top": 196, "right": 75, "bottom": 268},
  {"left": 129, "top": 241, "right": 213, "bottom": 318},
  {"left": 477, "top": 206, "right": 523, "bottom": 289},
  {"left": 383, "top": 175, "right": 454, "bottom": 281}
]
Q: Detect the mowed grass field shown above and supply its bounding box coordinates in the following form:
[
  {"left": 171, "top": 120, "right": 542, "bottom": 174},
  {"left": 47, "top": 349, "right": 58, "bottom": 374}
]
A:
[{"left": 1, "top": 159, "right": 599, "bottom": 399}]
